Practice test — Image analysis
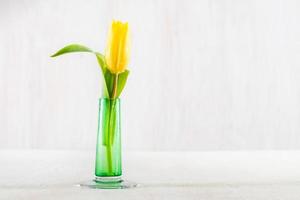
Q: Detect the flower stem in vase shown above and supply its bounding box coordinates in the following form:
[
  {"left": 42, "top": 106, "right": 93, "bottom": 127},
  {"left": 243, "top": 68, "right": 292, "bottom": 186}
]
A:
[{"left": 105, "top": 74, "right": 119, "bottom": 174}]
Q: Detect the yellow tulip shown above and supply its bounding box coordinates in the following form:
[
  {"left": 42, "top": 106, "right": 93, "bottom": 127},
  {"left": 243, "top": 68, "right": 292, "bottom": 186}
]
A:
[{"left": 105, "top": 20, "right": 130, "bottom": 74}]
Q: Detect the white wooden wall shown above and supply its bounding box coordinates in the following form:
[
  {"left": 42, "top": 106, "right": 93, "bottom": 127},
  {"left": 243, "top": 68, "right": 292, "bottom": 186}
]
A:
[{"left": 1, "top": 0, "right": 300, "bottom": 150}]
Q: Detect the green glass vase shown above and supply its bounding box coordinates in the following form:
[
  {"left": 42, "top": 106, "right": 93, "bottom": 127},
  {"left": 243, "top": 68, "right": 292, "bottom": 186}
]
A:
[
  {"left": 95, "top": 98, "right": 122, "bottom": 179},
  {"left": 80, "top": 98, "right": 136, "bottom": 189}
]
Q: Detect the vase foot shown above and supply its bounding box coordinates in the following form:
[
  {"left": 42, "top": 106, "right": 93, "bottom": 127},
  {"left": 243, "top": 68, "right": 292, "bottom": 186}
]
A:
[{"left": 79, "top": 177, "right": 137, "bottom": 189}]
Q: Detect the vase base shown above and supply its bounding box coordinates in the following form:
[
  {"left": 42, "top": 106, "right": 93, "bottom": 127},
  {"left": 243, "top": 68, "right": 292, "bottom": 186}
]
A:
[{"left": 79, "top": 177, "right": 137, "bottom": 189}]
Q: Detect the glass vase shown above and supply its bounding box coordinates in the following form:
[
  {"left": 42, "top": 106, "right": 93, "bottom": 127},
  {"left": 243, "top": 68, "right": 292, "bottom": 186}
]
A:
[
  {"left": 80, "top": 98, "right": 136, "bottom": 189},
  {"left": 95, "top": 98, "right": 122, "bottom": 179}
]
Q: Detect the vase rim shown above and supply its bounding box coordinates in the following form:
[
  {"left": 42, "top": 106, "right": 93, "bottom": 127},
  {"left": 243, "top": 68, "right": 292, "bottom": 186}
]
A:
[{"left": 99, "top": 97, "right": 120, "bottom": 101}]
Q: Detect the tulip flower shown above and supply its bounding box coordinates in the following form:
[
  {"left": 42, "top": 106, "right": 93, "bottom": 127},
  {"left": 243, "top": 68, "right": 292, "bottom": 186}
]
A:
[{"left": 105, "top": 21, "right": 130, "bottom": 74}]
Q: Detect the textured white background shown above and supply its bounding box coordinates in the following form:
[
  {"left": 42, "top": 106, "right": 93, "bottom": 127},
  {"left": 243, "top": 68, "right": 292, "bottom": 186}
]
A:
[{"left": 1, "top": 0, "right": 300, "bottom": 151}]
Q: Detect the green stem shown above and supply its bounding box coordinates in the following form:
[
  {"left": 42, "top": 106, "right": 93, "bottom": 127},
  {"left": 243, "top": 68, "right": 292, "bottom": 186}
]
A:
[
  {"left": 111, "top": 74, "right": 119, "bottom": 99},
  {"left": 106, "top": 144, "right": 113, "bottom": 174},
  {"left": 106, "top": 74, "right": 119, "bottom": 175}
]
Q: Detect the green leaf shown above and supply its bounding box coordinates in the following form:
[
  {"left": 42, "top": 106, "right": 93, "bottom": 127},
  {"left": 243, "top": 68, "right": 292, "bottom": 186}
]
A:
[
  {"left": 95, "top": 52, "right": 114, "bottom": 98},
  {"left": 105, "top": 70, "right": 115, "bottom": 98},
  {"left": 116, "top": 70, "right": 130, "bottom": 98},
  {"left": 51, "top": 44, "right": 129, "bottom": 98},
  {"left": 95, "top": 52, "right": 107, "bottom": 74},
  {"left": 51, "top": 44, "right": 93, "bottom": 57}
]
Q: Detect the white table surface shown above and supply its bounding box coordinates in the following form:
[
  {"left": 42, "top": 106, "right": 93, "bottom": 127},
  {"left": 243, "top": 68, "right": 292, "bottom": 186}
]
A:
[{"left": 1, "top": 150, "right": 300, "bottom": 200}]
